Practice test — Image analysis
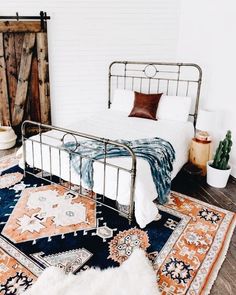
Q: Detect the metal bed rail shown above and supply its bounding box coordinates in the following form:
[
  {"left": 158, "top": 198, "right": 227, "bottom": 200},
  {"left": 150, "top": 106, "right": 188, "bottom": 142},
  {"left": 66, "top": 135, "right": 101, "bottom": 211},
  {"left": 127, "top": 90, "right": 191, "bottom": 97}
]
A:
[{"left": 21, "top": 120, "right": 137, "bottom": 224}]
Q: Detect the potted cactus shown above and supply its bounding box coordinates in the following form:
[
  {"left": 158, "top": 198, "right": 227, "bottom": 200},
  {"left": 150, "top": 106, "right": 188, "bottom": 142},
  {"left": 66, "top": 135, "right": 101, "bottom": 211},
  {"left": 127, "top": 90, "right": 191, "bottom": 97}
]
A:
[{"left": 207, "top": 130, "right": 233, "bottom": 188}]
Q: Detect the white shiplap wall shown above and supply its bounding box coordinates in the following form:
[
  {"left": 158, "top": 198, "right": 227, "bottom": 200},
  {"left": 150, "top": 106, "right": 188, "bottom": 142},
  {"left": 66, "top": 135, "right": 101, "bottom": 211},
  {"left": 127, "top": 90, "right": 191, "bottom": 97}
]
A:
[{"left": 1, "top": 0, "right": 181, "bottom": 126}]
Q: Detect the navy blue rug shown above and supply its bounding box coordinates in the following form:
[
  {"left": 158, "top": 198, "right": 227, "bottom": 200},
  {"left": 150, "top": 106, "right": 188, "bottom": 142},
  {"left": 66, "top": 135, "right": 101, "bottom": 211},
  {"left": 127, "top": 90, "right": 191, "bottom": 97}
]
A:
[
  {"left": 0, "top": 163, "right": 181, "bottom": 293},
  {"left": 1, "top": 155, "right": 234, "bottom": 294}
]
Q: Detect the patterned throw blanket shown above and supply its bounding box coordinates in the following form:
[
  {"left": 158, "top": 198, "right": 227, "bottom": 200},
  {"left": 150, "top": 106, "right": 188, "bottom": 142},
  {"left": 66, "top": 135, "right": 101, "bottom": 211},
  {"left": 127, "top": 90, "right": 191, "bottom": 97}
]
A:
[{"left": 64, "top": 137, "right": 175, "bottom": 204}]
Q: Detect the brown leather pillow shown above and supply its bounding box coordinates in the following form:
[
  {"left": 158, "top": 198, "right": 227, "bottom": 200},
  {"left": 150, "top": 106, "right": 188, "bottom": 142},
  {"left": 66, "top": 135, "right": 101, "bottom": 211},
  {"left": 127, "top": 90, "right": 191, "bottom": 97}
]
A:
[{"left": 128, "top": 92, "right": 162, "bottom": 120}]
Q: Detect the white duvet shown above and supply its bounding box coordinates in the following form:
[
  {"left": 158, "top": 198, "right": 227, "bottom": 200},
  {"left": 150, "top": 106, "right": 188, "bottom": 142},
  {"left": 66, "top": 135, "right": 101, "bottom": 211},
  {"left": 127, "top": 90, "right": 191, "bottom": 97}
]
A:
[{"left": 21, "top": 110, "right": 194, "bottom": 228}]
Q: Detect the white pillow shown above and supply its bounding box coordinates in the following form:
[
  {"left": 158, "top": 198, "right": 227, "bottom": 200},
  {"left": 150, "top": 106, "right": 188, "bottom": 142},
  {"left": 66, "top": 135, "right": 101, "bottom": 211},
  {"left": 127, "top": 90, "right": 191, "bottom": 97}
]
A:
[
  {"left": 111, "top": 89, "right": 134, "bottom": 114},
  {"left": 156, "top": 95, "right": 192, "bottom": 122}
]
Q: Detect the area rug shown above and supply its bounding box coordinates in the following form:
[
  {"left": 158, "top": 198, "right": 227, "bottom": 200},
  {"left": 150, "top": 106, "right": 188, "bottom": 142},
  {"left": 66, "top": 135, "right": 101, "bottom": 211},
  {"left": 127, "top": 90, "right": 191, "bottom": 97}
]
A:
[{"left": 0, "top": 154, "right": 235, "bottom": 295}]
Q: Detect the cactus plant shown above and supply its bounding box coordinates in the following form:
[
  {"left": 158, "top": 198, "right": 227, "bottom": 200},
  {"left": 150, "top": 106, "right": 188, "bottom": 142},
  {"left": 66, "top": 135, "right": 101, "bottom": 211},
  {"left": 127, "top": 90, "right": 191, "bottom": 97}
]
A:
[{"left": 211, "top": 130, "right": 233, "bottom": 170}]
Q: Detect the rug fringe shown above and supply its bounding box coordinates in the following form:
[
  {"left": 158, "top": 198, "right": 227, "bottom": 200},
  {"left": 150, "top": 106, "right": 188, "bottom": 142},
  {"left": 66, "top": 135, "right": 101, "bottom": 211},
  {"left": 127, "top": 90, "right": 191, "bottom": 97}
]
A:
[
  {"left": 0, "top": 152, "right": 19, "bottom": 174},
  {"left": 204, "top": 214, "right": 236, "bottom": 295},
  {"left": 0, "top": 152, "right": 17, "bottom": 160}
]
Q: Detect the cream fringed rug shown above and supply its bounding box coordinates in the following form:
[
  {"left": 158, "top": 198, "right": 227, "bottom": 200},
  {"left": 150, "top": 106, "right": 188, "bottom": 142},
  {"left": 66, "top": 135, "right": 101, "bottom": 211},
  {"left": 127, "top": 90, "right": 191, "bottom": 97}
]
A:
[{"left": 0, "top": 154, "right": 235, "bottom": 295}]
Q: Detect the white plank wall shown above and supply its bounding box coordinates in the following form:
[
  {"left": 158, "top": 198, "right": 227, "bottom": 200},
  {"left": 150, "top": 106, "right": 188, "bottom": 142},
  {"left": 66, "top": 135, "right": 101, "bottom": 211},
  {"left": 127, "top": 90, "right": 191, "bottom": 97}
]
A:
[{"left": 0, "top": 0, "right": 181, "bottom": 126}]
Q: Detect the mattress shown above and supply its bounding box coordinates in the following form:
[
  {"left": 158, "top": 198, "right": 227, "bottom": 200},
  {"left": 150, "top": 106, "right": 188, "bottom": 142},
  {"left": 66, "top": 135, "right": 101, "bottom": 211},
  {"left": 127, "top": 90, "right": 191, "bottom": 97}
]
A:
[{"left": 21, "top": 110, "right": 194, "bottom": 228}]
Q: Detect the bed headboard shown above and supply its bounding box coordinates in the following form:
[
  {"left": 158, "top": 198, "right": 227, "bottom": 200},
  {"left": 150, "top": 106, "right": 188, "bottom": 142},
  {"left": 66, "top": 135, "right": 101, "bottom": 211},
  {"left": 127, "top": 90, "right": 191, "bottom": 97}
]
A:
[{"left": 108, "top": 61, "right": 202, "bottom": 126}]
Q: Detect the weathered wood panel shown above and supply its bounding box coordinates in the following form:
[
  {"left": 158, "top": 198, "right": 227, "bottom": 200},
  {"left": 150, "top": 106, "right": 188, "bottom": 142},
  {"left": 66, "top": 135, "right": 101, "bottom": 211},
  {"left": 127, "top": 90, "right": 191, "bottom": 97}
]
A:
[
  {"left": 0, "top": 21, "right": 41, "bottom": 33},
  {"left": 3, "top": 33, "right": 18, "bottom": 119},
  {"left": 37, "top": 32, "right": 51, "bottom": 124},
  {"left": 0, "top": 33, "right": 10, "bottom": 125},
  {"left": 0, "top": 19, "right": 51, "bottom": 133},
  {"left": 12, "top": 33, "right": 36, "bottom": 126},
  {"left": 14, "top": 33, "right": 24, "bottom": 75},
  {"left": 27, "top": 46, "right": 41, "bottom": 122}
]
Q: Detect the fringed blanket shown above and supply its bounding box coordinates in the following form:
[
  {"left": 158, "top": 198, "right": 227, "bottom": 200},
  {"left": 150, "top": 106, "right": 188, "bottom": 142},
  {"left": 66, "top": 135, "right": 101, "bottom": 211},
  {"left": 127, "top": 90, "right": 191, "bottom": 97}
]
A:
[
  {"left": 64, "top": 137, "right": 175, "bottom": 204},
  {"left": 65, "top": 137, "right": 175, "bottom": 204}
]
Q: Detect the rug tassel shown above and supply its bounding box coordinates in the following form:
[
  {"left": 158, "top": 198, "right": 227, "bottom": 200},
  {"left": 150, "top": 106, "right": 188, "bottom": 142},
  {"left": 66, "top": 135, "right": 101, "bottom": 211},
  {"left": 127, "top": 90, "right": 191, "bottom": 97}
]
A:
[
  {"left": 32, "top": 240, "right": 36, "bottom": 245},
  {"left": 74, "top": 232, "right": 77, "bottom": 236},
  {"left": 61, "top": 234, "right": 65, "bottom": 239},
  {"left": 48, "top": 237, "right": 52, "bottom": 242},
  {"left": 203, "top": 216, "right": 236, "bottom": 294}
]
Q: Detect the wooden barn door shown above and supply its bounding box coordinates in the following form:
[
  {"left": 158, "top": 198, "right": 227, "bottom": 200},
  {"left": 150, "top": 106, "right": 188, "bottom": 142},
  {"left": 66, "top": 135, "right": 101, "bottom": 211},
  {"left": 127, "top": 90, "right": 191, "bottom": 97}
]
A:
[{"left": 0, "top": 15, "right": 51, "bottom": 135}]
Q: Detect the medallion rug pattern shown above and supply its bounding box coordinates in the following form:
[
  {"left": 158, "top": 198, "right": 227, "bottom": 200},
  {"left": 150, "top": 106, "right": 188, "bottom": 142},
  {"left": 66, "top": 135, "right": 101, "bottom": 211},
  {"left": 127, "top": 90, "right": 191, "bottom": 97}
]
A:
[{"left": 0, "top": 154, "right": 235, "bottom": 295}]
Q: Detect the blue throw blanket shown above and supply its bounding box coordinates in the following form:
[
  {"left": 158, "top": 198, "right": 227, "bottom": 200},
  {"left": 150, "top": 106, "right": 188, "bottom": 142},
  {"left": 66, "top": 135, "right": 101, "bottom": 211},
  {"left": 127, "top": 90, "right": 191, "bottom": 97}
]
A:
[{"left": 64, "top": 137, "right": 175, "bottom": 204}]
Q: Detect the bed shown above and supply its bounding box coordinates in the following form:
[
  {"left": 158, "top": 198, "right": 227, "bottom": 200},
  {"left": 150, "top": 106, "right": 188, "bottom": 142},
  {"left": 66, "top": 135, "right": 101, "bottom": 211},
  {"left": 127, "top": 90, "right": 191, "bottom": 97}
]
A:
[{"left": 21, "top": 61, "right": 202, "bottom": 228}]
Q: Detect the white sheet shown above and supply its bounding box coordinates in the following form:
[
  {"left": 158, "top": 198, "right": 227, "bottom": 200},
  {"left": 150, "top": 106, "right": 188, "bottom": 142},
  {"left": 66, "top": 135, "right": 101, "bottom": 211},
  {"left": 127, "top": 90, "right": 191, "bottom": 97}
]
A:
[{"left": 21, "top": 110, "right": 194, "bottom": 228}]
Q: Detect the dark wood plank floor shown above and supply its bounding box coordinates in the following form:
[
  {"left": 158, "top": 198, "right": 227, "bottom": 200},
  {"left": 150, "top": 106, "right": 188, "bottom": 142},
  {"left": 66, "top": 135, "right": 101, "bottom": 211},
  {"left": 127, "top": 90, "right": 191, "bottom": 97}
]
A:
[{"left": 0, "top": 147, "right": 235, "bottom": 294}]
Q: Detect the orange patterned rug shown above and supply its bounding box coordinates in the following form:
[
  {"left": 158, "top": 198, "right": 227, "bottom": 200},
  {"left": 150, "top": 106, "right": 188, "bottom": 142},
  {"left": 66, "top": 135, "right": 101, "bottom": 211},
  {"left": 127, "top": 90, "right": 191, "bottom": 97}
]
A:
[
  {"left": 156, "top": 192, "right": 235, "bottom": 294},
  {"left": 0, "top": 153, "right": 235, "bottom": 294}
]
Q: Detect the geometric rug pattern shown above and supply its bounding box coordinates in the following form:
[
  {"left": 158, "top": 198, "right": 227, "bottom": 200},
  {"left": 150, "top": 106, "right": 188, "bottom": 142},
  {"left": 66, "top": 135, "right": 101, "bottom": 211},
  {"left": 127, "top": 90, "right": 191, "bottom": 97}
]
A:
[
  {"left": 2, "top": 184, "right": 96, "bottom": 244},
  {"left": 0, "top": 154, "right": 235, "bottom": 295}
]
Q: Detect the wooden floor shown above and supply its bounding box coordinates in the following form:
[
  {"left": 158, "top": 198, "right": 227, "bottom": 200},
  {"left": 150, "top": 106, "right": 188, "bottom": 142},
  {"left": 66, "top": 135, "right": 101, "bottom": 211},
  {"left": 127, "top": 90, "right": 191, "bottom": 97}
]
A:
[{"left": 0, "top": 147, "right": 236, "bottom": 294}]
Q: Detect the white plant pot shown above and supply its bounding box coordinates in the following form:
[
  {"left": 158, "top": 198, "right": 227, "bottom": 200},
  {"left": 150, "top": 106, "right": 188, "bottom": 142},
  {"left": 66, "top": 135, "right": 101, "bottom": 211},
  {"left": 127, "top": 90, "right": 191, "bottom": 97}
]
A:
[
  {"left": 206, "top": 160, "right": 231, "bottom": 188},
  {"left": 0, "top": 126, "right": 17, "bottom": 150}
]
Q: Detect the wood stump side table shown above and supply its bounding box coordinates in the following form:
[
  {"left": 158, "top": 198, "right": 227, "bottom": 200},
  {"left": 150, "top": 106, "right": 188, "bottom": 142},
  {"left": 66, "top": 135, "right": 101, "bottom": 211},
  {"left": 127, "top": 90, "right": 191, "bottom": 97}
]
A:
[{"left": 189, "top": 138, "right": 212, "bottom": 176}]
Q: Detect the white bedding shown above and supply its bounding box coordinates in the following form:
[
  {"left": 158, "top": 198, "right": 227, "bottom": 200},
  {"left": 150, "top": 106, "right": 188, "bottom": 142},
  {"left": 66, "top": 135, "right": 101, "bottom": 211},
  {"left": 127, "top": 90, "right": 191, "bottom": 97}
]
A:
[{"left": 21, "top": 110, "right": 194, "bottom": 228}]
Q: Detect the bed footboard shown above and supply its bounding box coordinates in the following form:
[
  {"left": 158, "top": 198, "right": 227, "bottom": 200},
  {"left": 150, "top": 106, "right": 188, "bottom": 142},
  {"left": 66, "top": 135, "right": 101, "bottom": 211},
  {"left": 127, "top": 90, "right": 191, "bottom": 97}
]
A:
[{"left": 21, "top": 120, "right": 137, "bottom": 224}]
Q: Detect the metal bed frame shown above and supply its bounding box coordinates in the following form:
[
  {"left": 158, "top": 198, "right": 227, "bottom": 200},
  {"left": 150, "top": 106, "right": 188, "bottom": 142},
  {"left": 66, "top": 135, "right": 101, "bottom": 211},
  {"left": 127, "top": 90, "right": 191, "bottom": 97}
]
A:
[
  {"left": 22, "top": 61, "right": 202, "bottom": 224},
  {"left": 109, "top": 61, "right": 202, "bottom": 126}
]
